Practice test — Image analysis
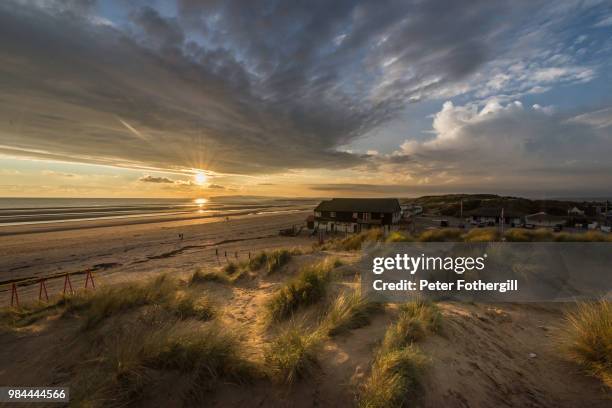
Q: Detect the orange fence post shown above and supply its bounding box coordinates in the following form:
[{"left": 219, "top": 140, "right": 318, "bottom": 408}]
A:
[
  {"left": 85, "top": 270, "right": 95, "bottom": 289},
  {"left": 38, "top": 279, "right": 49, "bottom": 302},
  {"left": 10, "top": 283, "right": 19, "bottom": 307},
  {"left": 63, "top": 274, "right": 73, "bottom": 295}
]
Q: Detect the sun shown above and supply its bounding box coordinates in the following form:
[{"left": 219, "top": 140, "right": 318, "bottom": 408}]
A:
[{"left": 194, "top": 171, "right": 208, "bottom": 185}]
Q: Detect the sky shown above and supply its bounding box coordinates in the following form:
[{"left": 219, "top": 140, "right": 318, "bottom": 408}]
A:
[{"left": 1, "top": 0, "right": 611, "bottom": 198}]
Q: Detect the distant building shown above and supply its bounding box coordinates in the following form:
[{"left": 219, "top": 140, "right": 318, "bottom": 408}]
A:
[
  {"left": 525, "top": 212, "right": 567, "bottom": 227},
  {"left": 466, "top": 207, "right": 522, "bottom": 225},
  {"left": 400, "top": 204, "right": 423, "bottom": 218},
  {"left": 313, "top": 198, "right": 401, "bottom": 234},
  {"left": 568, "top": 206, "right": 585, "bottom": 216}
]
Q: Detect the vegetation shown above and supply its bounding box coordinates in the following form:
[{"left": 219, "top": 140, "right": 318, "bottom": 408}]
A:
[
  {"left": 266, "top": 249, "right": 292, "bottom": 274},
  {"left": 71, "top": 321, "right": 256, "bottom": 407},
  {"left": 359, "top": 299, "right": 441, "bottom": 408},
  {"left": 382, "top": 300, "right": 442, "bottom": 350},
  {"left": 266, "top": 259, "right": 337, "bottom": 322},
  {"left": 561, "top": 300, "right": 611, "bottom": 388},
  {"left": 359, "top": 345, "right": 427, "bottom": 408},
  {"left": 61, "top": 274, "right": 214, "bottom": 330},
  {"left": 0, "top": 301, "right": 60, "bottom": 329},
  {"left": 418, "top": 228, "right": 463, "bottom": 242},
  {"left": 323, "top": 287, "right": 382, "bottom": 336},
  {"left": 264, "top": 323, "right": 325, "bottom": 384},
  {"left": 190, "top": 268, "right": 231, "bottom": 285},
  {"left": 320, "top": 229, "right": 384, "bottom": 251}
]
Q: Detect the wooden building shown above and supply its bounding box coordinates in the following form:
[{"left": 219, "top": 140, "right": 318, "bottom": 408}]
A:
[{"left": 313, "top": 198, "right": 401, "bottom": 234}]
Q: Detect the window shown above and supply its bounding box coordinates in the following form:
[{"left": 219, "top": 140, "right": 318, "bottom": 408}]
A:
[
  {"left": 352, "top": 212, "right": 358, "bottom": 218},
  {"left": 362, "top": 212, "right": 371, "bottom": 221},
  {"left": 315, "top": 211, "right": 321, "bottom": 217},
  {"left": 330, "top": 211, "right": 336, "bottom": 218}
]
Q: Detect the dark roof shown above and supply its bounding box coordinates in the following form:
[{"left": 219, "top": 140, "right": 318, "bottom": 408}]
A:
[
  {"left": 466, "top": 207, "right": 522, "bottom": 218},
  {"left": 315, "top": 198, "right": 401, "bottom": 213}
]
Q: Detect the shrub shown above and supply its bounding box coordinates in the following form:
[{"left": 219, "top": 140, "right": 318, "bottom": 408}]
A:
[{"left": 562, "top": 300, "right": 611, "bottom": 388}]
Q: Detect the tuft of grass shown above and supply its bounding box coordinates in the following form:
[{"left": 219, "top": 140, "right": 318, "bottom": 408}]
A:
[
  {"left": 359, "top": 345, "right": 426, "bottom": 408},
  {"left": 0, "top": 301, "right": 60, "bottom": 329},
  {"left": 224, "top": 262, "right": 239, "bottom": 274},
  {"left": 462, "top": 228, "right": 499, "bottom": 242},
  {"left": 358, "top": 299, "right": 440, "bottom": 407},
  {"left": 190, "top": 268, "right": 231, "bottom": 285},
  {"left": 266, "top": 249, "right": 292, "bottom": 274},
  {"left": 170, "top": 293, "right": 215, "bottom": 321},
  {"left": 71, "top": 321, "right": 255, "bottom": 407},
  {"left": 264, "top": 323, "right": 324, "bottom": 384},
  {"left": 418, "top": 228, "right": 463, "bottom": 242},
  {"left": 385, "top": 231, "right": 414, "bottom": 243},
  {"left": 323, "top": 288, "right": 382, "bottom": 336},
  {"left": 322, "top": 229, "right": 384, "bottom": 251},
  {"left": 381, "top": 300, "right": 441, "bottom": 350},
  {"left": 561, "top": 300, "right": 611, "bottom": 388},
  {"left": 61, "top": 274, "right": 177, "bottom": 330},
  {"left": 266, "top": 259, "right": 336, "bottom": 322},
  {"left": 248, "top": 251, "right": 268, "bottom": 270},
  {"left": 504, "top": 228, "right": 552, "bottom": 242}
]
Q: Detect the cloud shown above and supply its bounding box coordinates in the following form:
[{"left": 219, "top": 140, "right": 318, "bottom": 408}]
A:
[
  {"left": 41, "top": 170, "right": 78, "bottom": 178},
  {"left": 374, "top": 100, "right": 612, "bottom": 193},
  {"left": 207, "top": 184, "right": 225, "bottom": 189},
  {"left": 0, "top": 0, "right": 607, "bottom": 178},
  {"left": 139, "top": 175, "right": 174, "bottom": 183}
]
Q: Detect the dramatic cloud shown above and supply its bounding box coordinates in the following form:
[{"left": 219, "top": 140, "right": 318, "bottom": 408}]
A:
[
  {"left": 1, "top": 0, "right": 609, "bottom": 180},
  {"left": 374, "top": 100, "right": 612, "bottom": 194}
]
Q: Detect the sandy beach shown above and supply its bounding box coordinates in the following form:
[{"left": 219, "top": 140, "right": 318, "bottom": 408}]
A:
[{"left": 0, "top": 210, "right": 313, "bottom": 303}]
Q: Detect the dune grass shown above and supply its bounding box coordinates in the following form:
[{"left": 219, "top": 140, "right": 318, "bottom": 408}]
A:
[
  {"left": 321, "top": 229, "right": 385, "bottom": 251},
  {"left": 561, "top": 300, "right": 611, "bottom": 388},
  {"left": 265, "top": 259, "right": 337, "bottom": 322},
  {"left": 323, "top": 287, "right": 382, "bottom": 336},
  {"left": 0, "top": 301, "right": 61, "bottom": 329},
  {"left": 462, "top": 228, "right": 500, "bottom": 242},
  {"left": 358, "top": 299, "right": 440, "bottom": 407},
  {"left": 190, "top": 268, "right": 232, "bottom": 285},
  {"left": 385, "top": 231, "right": 414, "bottom": 242},
  {"left": 418, "top": 228, "right": 463, "bottom": 242},
  {"left": 264, "top": 323, "right": 325, "bottom": 384},
  {"left": 359, "top": 345, "right": 427, "bottom": 408},
  {"left": 382, "top": 300, "right": 442, "bottom": 350},
  {"left": 71, "top": 320, "right": 255, "bottom": 407},
  {"left": 61, "top": 274, "right": 214, "bottom": 330},
  {"left": 266, "top": 249, "right": 293, "bottom": 274}
]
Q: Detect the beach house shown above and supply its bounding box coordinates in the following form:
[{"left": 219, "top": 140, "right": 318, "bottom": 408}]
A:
[{"left": 313, "top": 198, "right": 402, "bottom": 234}]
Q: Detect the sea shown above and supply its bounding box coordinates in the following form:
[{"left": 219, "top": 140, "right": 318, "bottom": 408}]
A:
[{"left": 0, "top": 197, "right": 318, "bottom": 227}]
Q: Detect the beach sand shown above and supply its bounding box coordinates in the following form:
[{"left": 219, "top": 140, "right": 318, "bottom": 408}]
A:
[{"left": 0, "top": 210, "right": 313, "bottom": 303}]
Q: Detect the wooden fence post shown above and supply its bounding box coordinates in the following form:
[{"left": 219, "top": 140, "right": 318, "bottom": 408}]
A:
[
  {"left": 38, "top": 279, "right": 49, "bottom": 302},
  {"left": 63, "top": 274, "right": 73, "bottom": 295},
  {"left": 10, "top": 283, "right": 19, "bottom": 307}
]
